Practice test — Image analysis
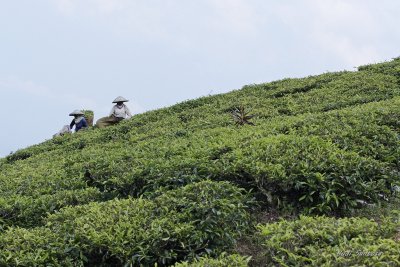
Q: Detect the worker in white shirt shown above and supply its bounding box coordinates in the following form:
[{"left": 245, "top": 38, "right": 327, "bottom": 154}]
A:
[
  {"left": 96, "top": 96, "right": 132, "bottom": 128},
  {"left": 110, "top": 96, "right": 132, "bottom": 119}
]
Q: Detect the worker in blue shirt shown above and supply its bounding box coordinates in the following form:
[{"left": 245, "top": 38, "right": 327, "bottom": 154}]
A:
[{"left": 69, "top": 110, "right": 88, "bottom": 132}]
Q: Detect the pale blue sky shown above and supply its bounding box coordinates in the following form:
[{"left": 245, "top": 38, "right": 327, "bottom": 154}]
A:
[{"left": 1, "top": 0, "right": 399, "bottom": 157}]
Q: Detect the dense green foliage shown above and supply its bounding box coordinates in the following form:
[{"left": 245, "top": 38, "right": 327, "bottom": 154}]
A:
[
  {"left": 174, "top": 253, "right": 250, "bottom": 266},
  {"left": 0, "top": 181, "right": 251, "bottom": 266},
  {"left": 258, "top": 214, "right": 400, "bottom": 266},
  {"left": 0, "top": 58, "right": 399, "bottom": 265}
]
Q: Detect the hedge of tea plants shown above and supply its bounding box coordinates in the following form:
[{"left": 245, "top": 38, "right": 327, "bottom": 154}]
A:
[
  {"left": 174, "top": 253, "right": 250, "bottom": 267},
  {"left": 0, "top": 181, "right": 252, "bottom": 266},
  {"left": 257, "top": 214, "right": 400, "bottom": 266}
]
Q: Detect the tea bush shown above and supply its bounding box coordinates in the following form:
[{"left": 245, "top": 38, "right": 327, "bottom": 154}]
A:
[
  {"left": 0, "top": 227, "right": 76, "bottom": 267},
  {"left": 153, "top": 180, "right": 254, "bottom": 251},
  {"left": 358, "top": 57, "right": 400, "bottom": 80},
  {"left": 47, "top": 197, "right": 188, "bottom": 266},
  {"left": 0, "top": 187, "right": 104, "bottom": 228},
  {"left": 258, "top": 215, "right": 400, "bottom": 266},
  {"left": 174, "top": 253, "right": 250, "bottom": 267},
  {"left": 0, "top": 181, "right": 252, "bottom": 266},
  {"left": 225, "top": 134, "right": 397, "bottom": 214}
]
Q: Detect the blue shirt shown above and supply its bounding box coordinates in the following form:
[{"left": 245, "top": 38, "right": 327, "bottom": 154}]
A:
[{"left": 70, "top": 118, "right": 88, "bottom": 132}]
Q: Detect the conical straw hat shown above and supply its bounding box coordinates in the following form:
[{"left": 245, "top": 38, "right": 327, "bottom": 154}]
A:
[
  {"left": 112, "top": 96, "right": 129, "bottom": 103},
  {"left": 69, "top": 109, "right": 84, "bottom": 116}
]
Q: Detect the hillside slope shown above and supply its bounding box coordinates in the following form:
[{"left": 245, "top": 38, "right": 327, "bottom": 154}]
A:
[{"left": 0, "top": 59, "right": 399, "bottom": 266}]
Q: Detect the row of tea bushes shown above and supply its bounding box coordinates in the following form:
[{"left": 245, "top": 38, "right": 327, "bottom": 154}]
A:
[
  {"left": 358, "top": 57, "right": 400, "bottom": 80},
  {"left": 257, "top": 215, "right": 400, "bottom": 266},
  {"left": 174, "top": 253, "right": 250, "bottom": 267},
  {"left": 0, "top": 181, "right": 252, "bottom": 266},
  {"left": 0, "top": 187, "right": 104, "bottom": 228},
  {"left": 3, "top": 59, "right": 399, "bottom": 165},
  {"left": 220, "top": 134, "right": 397, "bottom": 214}
]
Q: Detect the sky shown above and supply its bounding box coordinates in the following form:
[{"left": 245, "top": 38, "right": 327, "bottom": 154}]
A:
[{"left": 1, "top": 0, "right": 399, "bottom": 157}]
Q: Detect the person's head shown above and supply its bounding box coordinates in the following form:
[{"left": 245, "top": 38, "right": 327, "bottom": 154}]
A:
[{"left": 117, "top": 101, "right": 124, "bottom": 106}]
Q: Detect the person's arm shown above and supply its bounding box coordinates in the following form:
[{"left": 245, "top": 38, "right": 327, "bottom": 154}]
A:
[
  {"left": 125, "top": 105, "right": 132, "bottom": 118},
  {"left": 70, "top": 119, "right": 75, "bottom": 129},
  {"left": 82, "top": 118, "right": 88, "bottom": 128},
  {"left": 109, "top": 106, "right": 115, "bottom": 117}
]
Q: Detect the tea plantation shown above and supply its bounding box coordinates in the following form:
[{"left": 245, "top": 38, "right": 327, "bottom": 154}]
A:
[{"left": 0, "top": 58, "right": 399, "bottom": 266}]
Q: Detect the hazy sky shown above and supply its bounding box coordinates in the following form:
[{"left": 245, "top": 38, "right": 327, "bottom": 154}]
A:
[{"left": 1, "top": 0, "right": 399, "bottom": 157}]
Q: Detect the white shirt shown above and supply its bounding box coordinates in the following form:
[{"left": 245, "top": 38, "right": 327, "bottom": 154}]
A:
[{"left": 110, "top": 104, "right": 132, "bottom": 119}]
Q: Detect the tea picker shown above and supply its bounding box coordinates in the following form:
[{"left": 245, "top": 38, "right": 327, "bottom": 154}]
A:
[
  {"left": 95, "top": 96, "right": 132, "bottom": 128},
  {"left": 69, "top": 110, "right": 88, "bottom": 132}
]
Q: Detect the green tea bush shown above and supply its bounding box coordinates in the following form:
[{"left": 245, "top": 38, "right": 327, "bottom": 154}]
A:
[
  {"left": 0, "top": 181, "right": 252, "bottom": 266},
  {"left": 289, "top": 107, "right": 400, "bottom": 167},
  {"left": 224, "top": 135, "right": 397, "bottom": 214},
  {"left": 258, "top": 215, "right": 400, "bottom": 266},
  {"left": 174, "top": 253, "right": 250, "bottom": 267},
  {"left": 47, "top": 197, "right": 189, "bottom": 266},
  {"left": 153, "top": 180, "right": 254, "bottom": 252},
  {"left": 5, "top": 150, "right": 32, "bottom": 163},
  {"left": 0, "top": 151, "right": 87, "bottom": 197},
  {"left": 358, "top": 57, "right": 400, "bottom": 80},
  {"left": 268, "top": 73, "right": 343, "bottom": 98},
  {"left": 47, "top": 181, "right": 251, "bottom": 266},
  {"left": 0, "top": 227, "right": 76, "bottom": 267},
  {"left": 0, "top": 187, "right": 104, "bottom": 228},
  {"left": 277, "top": 72, "right": 398, "bottom": 115}
]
